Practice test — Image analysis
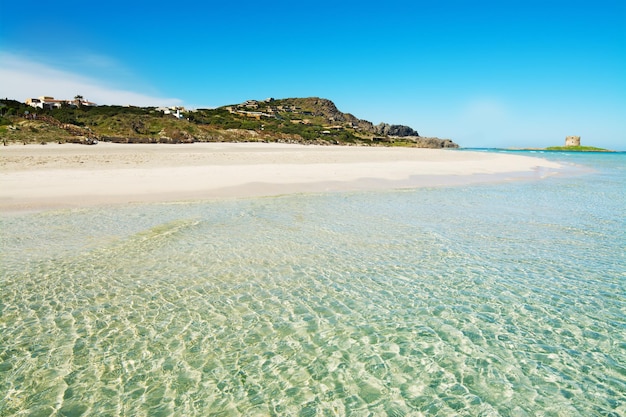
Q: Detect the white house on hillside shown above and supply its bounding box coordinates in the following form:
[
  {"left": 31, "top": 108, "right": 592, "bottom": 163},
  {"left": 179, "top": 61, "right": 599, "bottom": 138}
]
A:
[
  {"left": 156, "top": 106, "right": 185, "bottom": 119},
  {"left": 25, "top": 96, "right": 97, "bottom": 109}
]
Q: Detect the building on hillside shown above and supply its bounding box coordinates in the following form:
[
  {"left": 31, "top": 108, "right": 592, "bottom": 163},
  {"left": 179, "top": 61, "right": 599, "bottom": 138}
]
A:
[
  {"left": 25, "top": 96, "right": 96, "bottom": 109},
  {"left": 156, "top": 106, "right": 186, "bottom": 119},
  {"left": 69, "top": 98, "right": 97, "bottom": 107},
  {"left": 26, "top": 96, "right": 65, "bottom": 109}
]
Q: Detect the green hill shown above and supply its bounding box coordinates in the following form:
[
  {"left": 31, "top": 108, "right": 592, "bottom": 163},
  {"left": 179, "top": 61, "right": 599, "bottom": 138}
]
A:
[{"left": 0, "top": 97, "right": 458, "bottom": 148}]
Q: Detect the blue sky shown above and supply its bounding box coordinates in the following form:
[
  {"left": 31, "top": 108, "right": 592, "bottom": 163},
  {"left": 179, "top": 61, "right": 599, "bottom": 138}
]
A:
[{"left": 1, "top": 0, "right": 624, "bottom": 149}]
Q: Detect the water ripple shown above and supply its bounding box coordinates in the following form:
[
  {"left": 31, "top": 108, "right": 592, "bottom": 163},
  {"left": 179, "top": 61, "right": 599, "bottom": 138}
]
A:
[{"left": 1, "top": 155, "right": 625, "bottom": 415}]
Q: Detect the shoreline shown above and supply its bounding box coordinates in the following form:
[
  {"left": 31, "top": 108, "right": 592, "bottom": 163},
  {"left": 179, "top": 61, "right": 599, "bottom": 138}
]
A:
[{"left": 1, "top": 142, "right": 565, "bottom": 212}]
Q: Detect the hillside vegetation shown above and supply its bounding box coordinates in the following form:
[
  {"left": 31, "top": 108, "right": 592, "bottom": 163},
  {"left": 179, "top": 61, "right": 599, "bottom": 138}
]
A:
[{"left": 0, "top": 97, "right": 458, "bottom": 148}]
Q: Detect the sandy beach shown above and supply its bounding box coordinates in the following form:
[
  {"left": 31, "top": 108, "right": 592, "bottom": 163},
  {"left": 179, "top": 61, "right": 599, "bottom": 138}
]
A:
[{"left": 0, "top": 142, "right": 563, "bottom": 212}]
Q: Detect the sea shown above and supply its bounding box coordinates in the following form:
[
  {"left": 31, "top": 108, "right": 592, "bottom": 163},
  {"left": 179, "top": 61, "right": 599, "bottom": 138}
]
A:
[{"left": 1, "top": 150, "right": 624, "bottom": 416}]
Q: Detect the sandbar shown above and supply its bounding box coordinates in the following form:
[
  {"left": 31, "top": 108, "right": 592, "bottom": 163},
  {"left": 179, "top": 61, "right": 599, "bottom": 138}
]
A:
[{"left": 0, "top": 142, "right": 564, "bottom": 212}]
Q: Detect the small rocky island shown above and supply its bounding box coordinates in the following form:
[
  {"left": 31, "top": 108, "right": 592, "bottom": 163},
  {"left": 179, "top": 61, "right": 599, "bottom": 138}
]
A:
[{"left": 545, "top": 136, "right": 612, "bottom": 152}]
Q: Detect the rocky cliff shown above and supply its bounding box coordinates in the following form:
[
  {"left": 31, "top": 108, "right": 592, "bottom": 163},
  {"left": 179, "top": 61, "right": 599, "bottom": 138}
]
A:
[
  {"left": 252, "top": 97, "right": 457, "bottom": 147},
  {"left": 276, "top": 98, "right": 420, "bottom": 137}
]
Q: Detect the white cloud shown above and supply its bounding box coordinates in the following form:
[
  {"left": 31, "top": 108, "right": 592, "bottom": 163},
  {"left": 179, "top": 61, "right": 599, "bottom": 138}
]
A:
[
  {"left": 0, "top": 52, "right": 183, "bottom": 107},
  {"left": 77, "top": 53, "right": 125, "bottom": 70}
]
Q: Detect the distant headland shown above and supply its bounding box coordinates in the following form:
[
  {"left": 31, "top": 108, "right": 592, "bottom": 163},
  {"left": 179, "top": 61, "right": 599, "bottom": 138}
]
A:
[{"left": 0, "top": 96, "right": 458, "bottom": 148}]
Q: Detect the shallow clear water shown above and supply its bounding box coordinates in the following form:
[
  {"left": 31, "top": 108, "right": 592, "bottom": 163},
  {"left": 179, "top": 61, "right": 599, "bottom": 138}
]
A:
[{"left": 1, "top": 151, "right": 625, "bottom": 416}]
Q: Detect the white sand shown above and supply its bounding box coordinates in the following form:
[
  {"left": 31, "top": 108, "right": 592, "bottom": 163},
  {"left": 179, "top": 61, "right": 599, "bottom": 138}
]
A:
[{"left": 0, "top": 142, "right": 563, "bottom": 212}]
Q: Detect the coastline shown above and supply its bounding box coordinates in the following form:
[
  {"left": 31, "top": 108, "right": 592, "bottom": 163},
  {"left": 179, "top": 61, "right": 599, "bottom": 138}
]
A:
[{"left": 0, "top": 142, "right": 564, "bottom": 212}]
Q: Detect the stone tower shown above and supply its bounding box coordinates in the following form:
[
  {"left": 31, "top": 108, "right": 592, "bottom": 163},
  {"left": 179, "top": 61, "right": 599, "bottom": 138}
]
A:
[{"left": 565, "top": 136, "right": 581, "bottom": 147}]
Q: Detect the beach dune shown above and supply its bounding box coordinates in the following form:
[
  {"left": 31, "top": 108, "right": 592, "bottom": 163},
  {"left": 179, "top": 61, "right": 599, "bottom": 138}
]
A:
[{"left": 0, "top": 142, "right": 563, "bottom": 212}]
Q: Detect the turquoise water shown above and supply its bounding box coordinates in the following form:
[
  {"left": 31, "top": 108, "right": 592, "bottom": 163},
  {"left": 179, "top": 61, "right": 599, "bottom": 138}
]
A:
[{"left": 1, "top": 151, "right": 624, "bottom": 416}]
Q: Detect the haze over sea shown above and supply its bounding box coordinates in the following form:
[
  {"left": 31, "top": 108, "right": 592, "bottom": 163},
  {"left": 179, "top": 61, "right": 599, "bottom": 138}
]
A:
[{"left": 1, "top": 150, "right": 624, "bottom": 416}]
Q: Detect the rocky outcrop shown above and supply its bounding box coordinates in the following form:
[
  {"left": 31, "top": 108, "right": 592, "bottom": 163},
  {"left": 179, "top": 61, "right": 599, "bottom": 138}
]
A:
[
  {"left": 288, "top": 97, "right": 373, "bottom": 130},
  {"left": 411, "top": 137, "right": 458, "bottom": 148},
  {"left": 373, "top": 123, "right": 419, "bottom": 137}
]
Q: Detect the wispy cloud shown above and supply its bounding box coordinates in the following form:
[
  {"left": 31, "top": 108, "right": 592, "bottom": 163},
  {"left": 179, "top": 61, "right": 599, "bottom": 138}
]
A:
[{"left": 0, "top": 52, "right": 183, "bottom": 107}]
